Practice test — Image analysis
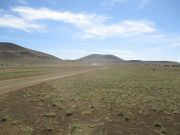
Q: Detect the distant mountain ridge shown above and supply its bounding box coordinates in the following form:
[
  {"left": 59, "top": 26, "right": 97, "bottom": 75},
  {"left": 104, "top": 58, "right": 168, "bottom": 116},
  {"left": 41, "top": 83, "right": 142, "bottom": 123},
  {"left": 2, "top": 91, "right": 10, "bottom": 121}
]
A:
[
  {"left": 77, "top": 54, "right": 179, "bottom": 65},
  {"left": 0, "top": 42, "right": 179, "bottom": 65},
  {"left": 0, "top": 42, "right": 61, "bottom": 64},
  {"left": 128, "top": 60, "right": 179, "bottom": 65}
]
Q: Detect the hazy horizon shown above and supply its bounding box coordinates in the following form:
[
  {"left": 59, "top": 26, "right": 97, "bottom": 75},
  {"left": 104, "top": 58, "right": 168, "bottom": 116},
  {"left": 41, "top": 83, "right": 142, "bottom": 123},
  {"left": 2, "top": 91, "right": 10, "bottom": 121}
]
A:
[{"left": 0, "top": 0, "right": 180, "bottom": 62}]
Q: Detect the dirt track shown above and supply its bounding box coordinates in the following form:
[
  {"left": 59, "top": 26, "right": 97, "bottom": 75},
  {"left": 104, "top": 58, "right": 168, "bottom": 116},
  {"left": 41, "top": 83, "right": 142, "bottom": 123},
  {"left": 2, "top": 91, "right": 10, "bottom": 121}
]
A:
[{"left": 0, "top": 67, "right": 110, "bottom": 95}]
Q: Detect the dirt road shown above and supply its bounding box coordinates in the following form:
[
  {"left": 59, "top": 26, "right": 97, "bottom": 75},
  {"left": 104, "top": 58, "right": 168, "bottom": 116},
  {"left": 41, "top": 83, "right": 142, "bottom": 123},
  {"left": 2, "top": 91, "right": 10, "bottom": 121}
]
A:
[{"left": 0, "top": 67, "right": 111, "bottom": 95}]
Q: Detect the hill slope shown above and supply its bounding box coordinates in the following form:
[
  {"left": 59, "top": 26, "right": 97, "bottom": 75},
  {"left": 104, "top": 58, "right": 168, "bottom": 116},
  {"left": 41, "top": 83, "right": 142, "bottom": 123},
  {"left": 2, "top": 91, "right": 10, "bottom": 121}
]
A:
[
  {"left": 77, "top": 54, "right": 179, "bottom": 65},
  {"left": 0, "top": 42, "right": 61, "bottom": 64},
  {"left": 77, "top": 54, "right": 124, "bottom": 65}
]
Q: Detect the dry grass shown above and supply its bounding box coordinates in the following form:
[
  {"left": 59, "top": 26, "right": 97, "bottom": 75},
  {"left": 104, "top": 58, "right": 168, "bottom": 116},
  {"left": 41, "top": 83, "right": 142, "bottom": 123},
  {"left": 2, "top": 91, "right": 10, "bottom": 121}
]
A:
[{"left": 0, "top": 64, "right": 180, "bottom": 135}]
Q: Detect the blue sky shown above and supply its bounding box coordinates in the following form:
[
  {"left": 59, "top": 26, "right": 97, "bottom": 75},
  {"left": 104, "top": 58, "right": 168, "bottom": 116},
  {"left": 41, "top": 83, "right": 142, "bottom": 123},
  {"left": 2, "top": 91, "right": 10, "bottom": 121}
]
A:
[{"left": 0, "top": 0, "right": 180, "bottom": 61}]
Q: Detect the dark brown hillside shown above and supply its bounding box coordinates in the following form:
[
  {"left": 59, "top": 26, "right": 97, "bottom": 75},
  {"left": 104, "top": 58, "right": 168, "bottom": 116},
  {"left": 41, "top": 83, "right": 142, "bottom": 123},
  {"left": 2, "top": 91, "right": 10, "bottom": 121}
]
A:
[
  {"left": 77, "top": 54, "right": 124, "bottom": 65},
  {"left": 0, "top": 42, "right": 62, "bottom": 64}
]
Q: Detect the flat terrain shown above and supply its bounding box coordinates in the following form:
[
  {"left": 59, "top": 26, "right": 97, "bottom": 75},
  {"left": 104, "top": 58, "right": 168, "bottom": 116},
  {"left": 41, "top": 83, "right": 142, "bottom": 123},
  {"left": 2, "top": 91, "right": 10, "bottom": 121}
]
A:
[
  {"left": 0, "top": 65, "right": 95, "bottom": 81},
  {"left": 0, "top": 65, "right": 180, "bottom": 135},
  {"left": 0, "top": 67, "right": 110, "bottom": 95}
]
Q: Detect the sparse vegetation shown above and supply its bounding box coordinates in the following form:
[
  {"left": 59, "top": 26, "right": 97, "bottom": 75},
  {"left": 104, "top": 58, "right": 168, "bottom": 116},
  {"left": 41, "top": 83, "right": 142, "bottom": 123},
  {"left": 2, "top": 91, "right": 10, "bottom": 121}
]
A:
[
  {"left": 0, "top": 65, "right": 95, "bottom": 81},
  {"left": 44, "top": 120, "right": 54, "bottom": 132},
  {"left": 44, "top": 112, "right": 56, "bottom": 117},
  {"left": 0, "top": 112, "right": 10, "bottom": 122},
  {"left": 154, "top": 121, "right": 162, "bottom": 128},
  {"left": 160, "top": 127, "right": 167, "bottom": 134},
  {"left": 23, "top": 126, "right": 33, "bottom": 135},
  {"left": 11, "top": 120, "right": 20, "bottom": 126},
  {"left": 65, "top": 108, "right": 74, "bottom": 116},
  {"left": 0, "top": 65, "right": 179, "bottom": 135}
]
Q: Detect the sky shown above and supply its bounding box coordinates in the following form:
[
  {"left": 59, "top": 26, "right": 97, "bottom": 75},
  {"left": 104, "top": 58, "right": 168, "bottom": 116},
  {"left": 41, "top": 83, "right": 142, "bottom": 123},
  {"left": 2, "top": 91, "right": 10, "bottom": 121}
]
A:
[{"left": 0, "top": 0, "right": 180, "bottom": 61}]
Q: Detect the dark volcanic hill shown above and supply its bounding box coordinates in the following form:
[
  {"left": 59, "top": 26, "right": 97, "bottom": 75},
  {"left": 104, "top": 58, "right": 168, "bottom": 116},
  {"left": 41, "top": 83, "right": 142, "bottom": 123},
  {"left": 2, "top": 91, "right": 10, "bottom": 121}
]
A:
[
  {"left": 0, "top": 42, "right": 61, "bottom": 64},
  {"left": 77, "top": 54, "right": 124, "bottom": 65}
]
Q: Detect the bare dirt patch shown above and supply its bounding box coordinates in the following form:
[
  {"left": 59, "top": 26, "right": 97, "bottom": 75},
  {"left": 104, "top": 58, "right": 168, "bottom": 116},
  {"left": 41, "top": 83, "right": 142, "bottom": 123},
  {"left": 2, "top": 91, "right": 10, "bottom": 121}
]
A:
[{"left": 0, "top": 65, "right": 180, "bottom": 135}]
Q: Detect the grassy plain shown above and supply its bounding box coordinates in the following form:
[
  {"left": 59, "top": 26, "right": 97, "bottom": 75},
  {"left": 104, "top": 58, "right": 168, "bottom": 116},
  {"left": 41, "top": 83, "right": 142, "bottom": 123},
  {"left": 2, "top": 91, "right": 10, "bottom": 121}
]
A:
[
  {"left": 0, "top": 64, "right": 95, "bottom": 81},
  {"left": 0, "top": 64, "right": 180, "bottom": 135}
]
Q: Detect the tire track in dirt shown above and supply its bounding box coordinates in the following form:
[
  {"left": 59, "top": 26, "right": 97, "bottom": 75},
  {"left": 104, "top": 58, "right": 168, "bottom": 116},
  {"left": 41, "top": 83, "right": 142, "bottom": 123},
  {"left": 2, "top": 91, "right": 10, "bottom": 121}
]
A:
[{"left": 0, "top": 67, "right": 111, "bottom": 95}]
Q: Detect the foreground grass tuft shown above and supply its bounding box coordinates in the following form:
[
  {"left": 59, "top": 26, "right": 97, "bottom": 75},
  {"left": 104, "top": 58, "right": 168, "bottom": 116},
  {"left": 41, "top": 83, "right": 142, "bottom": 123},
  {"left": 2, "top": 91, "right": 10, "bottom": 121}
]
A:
[{"left": 44, "top": 112, "right": 56, "bottom": 117}]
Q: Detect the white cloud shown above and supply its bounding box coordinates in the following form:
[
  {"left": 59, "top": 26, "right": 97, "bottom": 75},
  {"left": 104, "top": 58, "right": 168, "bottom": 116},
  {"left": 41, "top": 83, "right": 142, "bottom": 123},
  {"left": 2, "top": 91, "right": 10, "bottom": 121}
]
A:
[
  {"left": 1, "top": 6, "right": 180, "bottom": 48},
  {"left": 12, "top": 6, "right": 97, "bottom": 23},
  {"left": 0, "top": 15, "right": 43, "bottom": 32},
  {"left": 81, "top": 20, "right": 155, "bottom": 38},
  {"left": 2, "top": 6, "right": 155, "bottom": 37}
]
